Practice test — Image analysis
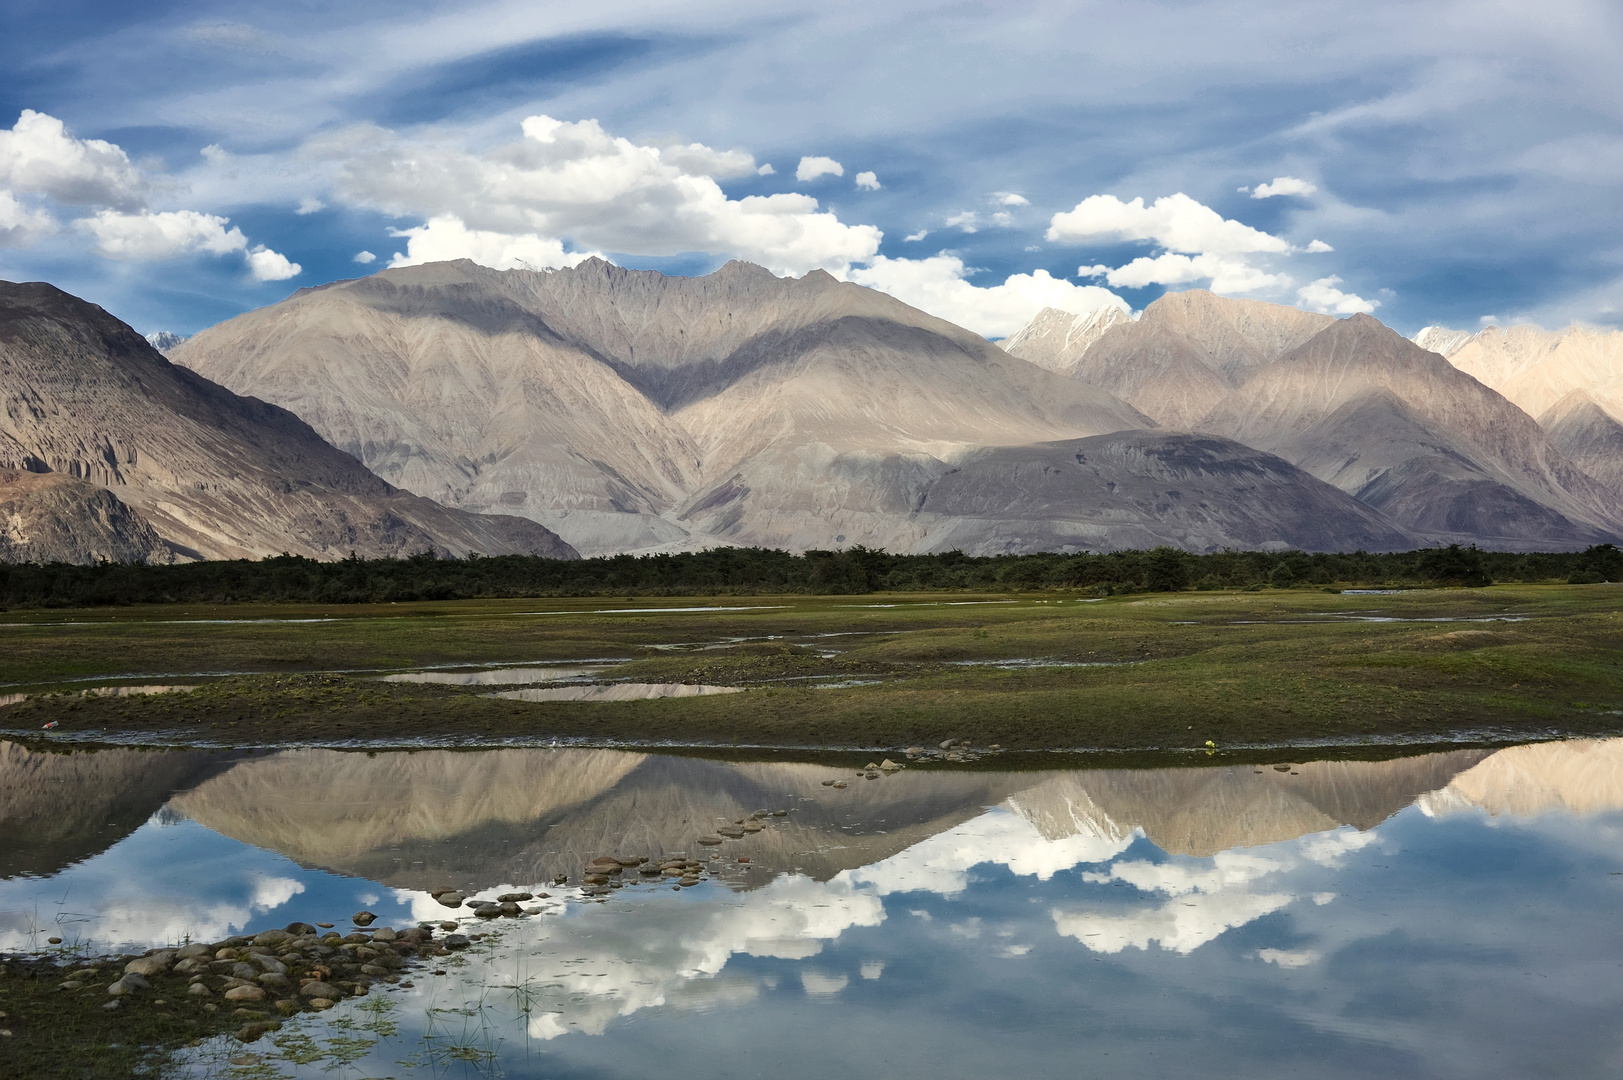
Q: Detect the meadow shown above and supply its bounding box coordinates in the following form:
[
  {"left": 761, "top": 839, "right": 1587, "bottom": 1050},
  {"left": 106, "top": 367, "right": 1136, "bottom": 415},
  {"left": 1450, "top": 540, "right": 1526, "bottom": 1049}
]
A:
[{"left": 3, "top": 583, "right": 1621, "bottom": 754}]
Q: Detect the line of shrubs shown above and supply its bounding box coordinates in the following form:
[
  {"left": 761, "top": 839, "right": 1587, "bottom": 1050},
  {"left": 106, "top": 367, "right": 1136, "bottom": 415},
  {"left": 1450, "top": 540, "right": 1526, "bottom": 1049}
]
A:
[{"left": 0, "top": 543, "right": 1618, "bottom": 608}]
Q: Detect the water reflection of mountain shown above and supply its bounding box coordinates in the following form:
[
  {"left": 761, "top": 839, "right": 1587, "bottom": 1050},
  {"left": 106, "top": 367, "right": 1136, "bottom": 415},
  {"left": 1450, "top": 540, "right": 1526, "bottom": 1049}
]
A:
[
  {"left": 1420, "top": 738, "right": 1623, "bottom": 818},
  {"left": 164, "top": 746, "right": 1503, "bottom": 892},
  {"left": 0, "top": 741, "right": 240, "bottom": 878}
]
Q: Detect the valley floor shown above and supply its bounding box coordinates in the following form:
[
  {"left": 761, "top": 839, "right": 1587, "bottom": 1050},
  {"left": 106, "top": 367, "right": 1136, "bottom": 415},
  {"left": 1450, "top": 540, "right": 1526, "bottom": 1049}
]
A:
[{"left": 2, "top": 585, "right": 1622, "bottom": 754}]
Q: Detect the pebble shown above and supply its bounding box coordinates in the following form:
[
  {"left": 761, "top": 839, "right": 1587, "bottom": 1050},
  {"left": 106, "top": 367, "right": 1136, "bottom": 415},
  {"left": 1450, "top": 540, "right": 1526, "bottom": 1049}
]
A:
[
  {"left": 821, "top": 779, "right": 836, "bottom": 786},
  {"left": 102, "top": 999, "right": 121, "bottom": 1011},
  {"left": 298, "top": 982, "right": 343, "bottom": 999},
  {"left": 125, "top": 953, "right": 173, "bottom": 977},
  {"left": 224, "top": 985, "right": 266, "bottom": 1002},
  {"left": 831, "top": 781, "right": 848, "bottom": 789},
  {"left": 175, "top": 943, "right": 211, "bottom": 960},
  {"left": 772, "top": 810, "right": 788, "bottom": 817},
  {"left": 352, "top": 911, "right": 377, "bottom": 926},
  {"left": 371, "top": 927, "right": 397, "bottom": 943},
  {"left": 436, "top": 892, "right": 465, "bottom": 908},
  {"left": 438, "top": 921, "right": 458, "bottom": 932},
  {"left": 717, "top": 826, "right": 745, "bottom": 838},
  {"left": 495, "top": 892, "right": 532, "bottom": 903},
  {"left": 697, "top": 836, "right": 723, "bottom": 846},
  {"left": 307, "top": 998, "right": 335, "bottom": 1011},
  {"left": 316, "top": 922, "right": 334, "bottom": 929},
  {"left": 879, "top": 759, "right": 902, "bottom": 772},
  {"left": 47, "top": 937, "right": 62, "bottom": 945},
  {"left": 106, "top": 973, "right": 150, "bottom": 996},
  {"left": 187, "top": 983, "right": 211, "bottom": 997},
  {"left": 443, "top": 935, "right": 471, "bottom": 950}
]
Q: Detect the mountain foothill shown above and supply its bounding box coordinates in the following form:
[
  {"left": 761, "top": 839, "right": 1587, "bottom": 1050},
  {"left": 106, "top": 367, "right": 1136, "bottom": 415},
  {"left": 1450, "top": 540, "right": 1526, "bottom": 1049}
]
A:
[{"left": 2, "top": 260, "right": 1620, "bottom": 565}]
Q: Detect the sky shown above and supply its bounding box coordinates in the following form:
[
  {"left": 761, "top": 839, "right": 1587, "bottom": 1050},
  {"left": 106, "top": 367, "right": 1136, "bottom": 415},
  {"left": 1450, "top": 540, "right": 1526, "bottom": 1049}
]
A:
[{"left": 2, "top": 0, "right": 1621, "bottom": 340}]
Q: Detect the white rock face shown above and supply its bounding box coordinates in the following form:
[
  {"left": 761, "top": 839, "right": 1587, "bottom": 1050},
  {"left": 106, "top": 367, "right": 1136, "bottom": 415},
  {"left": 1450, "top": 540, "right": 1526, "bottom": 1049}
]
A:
[
  {"left": 1014, "top": 290, "right": 1335, "bottom": 429},
  {"left": 1437, "top": 323, "right": 1623, "bottom": 424},
  {"left": 0, "top": 281, "right": 577, "bottom": 562},
  {"left": 1000, "top": 304, "right": 1134, "bottom": 373},
  {"left": 1411, "top": 325, "right": 1475, "bottom": 358}
]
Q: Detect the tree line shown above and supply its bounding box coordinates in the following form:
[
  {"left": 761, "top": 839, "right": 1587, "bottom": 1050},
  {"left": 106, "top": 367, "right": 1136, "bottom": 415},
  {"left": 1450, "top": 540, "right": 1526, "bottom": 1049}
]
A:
[{"left": 0, "top": 544, "right": 1619, "bottom": 608}]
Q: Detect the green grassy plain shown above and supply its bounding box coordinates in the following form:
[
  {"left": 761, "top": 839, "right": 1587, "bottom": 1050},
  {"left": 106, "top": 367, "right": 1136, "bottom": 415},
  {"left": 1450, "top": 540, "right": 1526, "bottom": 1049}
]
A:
[{"left": 3, "top": 584, "right": 1622, "bottom": 752}]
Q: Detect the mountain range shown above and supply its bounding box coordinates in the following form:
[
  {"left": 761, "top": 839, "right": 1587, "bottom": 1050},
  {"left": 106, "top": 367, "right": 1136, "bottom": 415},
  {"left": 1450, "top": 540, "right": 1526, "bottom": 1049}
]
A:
[
  {"left": 3, "top": 261, "right": 1620, "bottom": 564},
  {"left": 0, "top": 282, "right": 576, "bottom": 562}
]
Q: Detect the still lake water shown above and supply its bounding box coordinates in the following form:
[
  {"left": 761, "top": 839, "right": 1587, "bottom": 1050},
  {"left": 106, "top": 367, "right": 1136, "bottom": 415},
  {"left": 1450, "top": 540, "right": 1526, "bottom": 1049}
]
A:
[{"left": 4, "top": 738, "right": 1623, "bottom": 1078}]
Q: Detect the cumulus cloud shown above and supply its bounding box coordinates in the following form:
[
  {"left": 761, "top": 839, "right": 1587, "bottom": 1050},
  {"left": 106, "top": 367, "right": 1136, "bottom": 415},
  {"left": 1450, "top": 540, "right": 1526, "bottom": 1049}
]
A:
[
  {"left": 1082, "top": 251, "right": 1285, "bottom": 293},
  {"left": 1048, "top": 193, "right": 1289, "bottom": 256},
  {"left": 79, "top": 209, "right": 249, "bottom": 259},
  {"left": 0, "top": 189, "right": 56, "bottom": 247},
  {"left": 1046, "top": 191, "right": 1345, "bottom": 298},
  {"left": 1305, "top": 239, "right": 1334, "bottom": 253},
  {"left": 1252, "top": 176, "right": 1318, "bottom": 199},
  {"left": 387, "top": 215, "right": 599, "bottom": 271},
  {"left": 319, "top": 116, "right": 879, "bottom": 276},
  {"left": 0, "top": 109, "right": 297, "bottom": 278},
  {"left": 0, "top": 110, "right": 147, "bottom": 209},
  {"left": 993, "top": 192, "right": 1030, "bottom": 206},
  {"left": 756, "top": 163, "right": 776, "bottom": 176},
  {"left": 854, "top": 171, "right": 880, "bottom": 191},
  {"left": 295, "top": 197, "right": 324, "bottom": 215},
  {"left": 904, "top": 229, "right": 929, "bottom": 242},
  {"left": 77, "top": 208, "right": 300, "bottom": 280},
  {"left": 246, "top": 245, "right": 301, "bottom": 281},
  {"left": 945, "top": 211, "right": 979, "bottom": 232},
  {"left": 1297, "top": 275, "right": 1378, "bottom": 314},
  {"left": 848, "top": 253, "right": 1130, "bottom": 339},
  {"left": 353, "top": 250, "right": 376, "bottom": 264},
  {"left": 795, "top": 155, "right": 844, "bottom": 182}
]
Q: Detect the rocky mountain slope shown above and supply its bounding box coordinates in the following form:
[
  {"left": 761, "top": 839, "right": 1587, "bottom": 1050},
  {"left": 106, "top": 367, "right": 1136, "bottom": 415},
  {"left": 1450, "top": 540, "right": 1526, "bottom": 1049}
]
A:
[
  {"left": 1200, "top": 315, "right": 1622, "bottom": 546},
  {"left": 0, "top": 281, "right": 577, "bottom": 562},
  {"left": 1005, "top": 292, "right": 1335, "bottom": 429},
  {"left": 909, "top": 430, "right": 1415, "bottom": 553},
  {"left": 0, "top": 467, "right": 171, "bottom": 563},
  {"left": 174, "top": 259, "right": 1157, "bottom": 555},
  {"left": 999, "top": 304, "right": 1134, "bottom": 373}
]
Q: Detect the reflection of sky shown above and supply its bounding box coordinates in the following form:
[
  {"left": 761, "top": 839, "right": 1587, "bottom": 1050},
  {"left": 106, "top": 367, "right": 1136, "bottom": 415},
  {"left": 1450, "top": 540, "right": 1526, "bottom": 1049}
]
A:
[{"left": 8, "top": 766, "right": 1623, "bottom": 1078}]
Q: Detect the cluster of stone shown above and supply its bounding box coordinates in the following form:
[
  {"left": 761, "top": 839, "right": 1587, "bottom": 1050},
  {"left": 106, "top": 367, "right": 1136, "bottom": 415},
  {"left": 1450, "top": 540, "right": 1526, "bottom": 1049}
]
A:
[{"left": 47, "top": 917, "right": 465, "bottom": 1043}]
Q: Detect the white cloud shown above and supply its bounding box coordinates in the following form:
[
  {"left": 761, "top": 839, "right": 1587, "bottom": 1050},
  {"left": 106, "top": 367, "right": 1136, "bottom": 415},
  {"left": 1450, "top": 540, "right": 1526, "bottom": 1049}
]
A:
[
  {"left": 1258, "top": 948, "right": 1320, "bottom": 968},
  {"left": 993, "top": 192, "right": 1030, "bottom": 206},
  {"left": 319, "top": 116, "right": 879, "bottom": 276},
  {"left": 800, "top": 970, "right": 849, "bottom": 996},
  {"left": 795, "top": 155, "right": 844, "bottom": 182},
  {"left": 945, "top": 210, "right": 979, "bottom": 232},
  {"left": 79, "top": 209, "right": 249, "bottom": 259},
  {"left": 1083, "top": 252, "right": 1286, "bottom": 293},
  {"left": 860, "top": 961, "right": 885, "bottom": 979},
  {"left": 1305, "top": 239, "right": 1334, "bottom": 253},
  {"left": 0, "top": 109, "right": 298, "bottom": 277},
  {"left": 77, "top": 208, "right": 300, "bottom": 281},
  {"left": 1048, "top": 193, "right": 1289, "bottom": 256},
  {"left": 353, "top": 250, "right": 376, "bottom": 264},
  {"left": 904, "top": 229, "right": 929, "bottom": 242},
  {"left": 756, "top": 163, "right": 776, "bottom": 176},
  {"left": 1252, "top": 176, "right": 1319, "bottom": 199},
  {"left": 387, "top": 215, "right": 598, "bottom": 271},
  {"left": 295, "top": 197, "right": 325, "bottom": 215},
  {"left": 0, "top": 189, "right": 56, "bottom": 248},
  {"left": 848, "top": 253, "right": 1130, "bottom": 339},
  {"left": 0, "top": 110, "right": 147, "bottom": 209},
  {"left": 660, "top": 143, "right": 758, "bottom": 179},
  {"left": 246, "top": 244, "right": 301, "bottom": 281},
  {"left": 1046, "top": 192, "right": 1326, "bottom": 299},
  {"left": 1297, "top": 275, "right": 1378, "bottom": 314},
  {"left": 854, "top": 170, "right": 880, "bottom": 191}
]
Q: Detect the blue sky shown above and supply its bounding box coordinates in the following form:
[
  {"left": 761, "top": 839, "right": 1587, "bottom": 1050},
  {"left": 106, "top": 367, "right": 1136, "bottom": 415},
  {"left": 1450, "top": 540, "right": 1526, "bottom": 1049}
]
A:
[{"left": 1, "top": 0, "right": 1621, "bottom": 339}]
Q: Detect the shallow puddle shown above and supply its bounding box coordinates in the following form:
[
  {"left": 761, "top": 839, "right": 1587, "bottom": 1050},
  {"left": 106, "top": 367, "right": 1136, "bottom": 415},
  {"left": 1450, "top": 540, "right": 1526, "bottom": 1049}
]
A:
[
  {"left": 494, "top": 682, "right": 745, "bottom": 702},
  {"left": 381, "top": 666, "right": 610, "bottom": 686},
  {"left": 5, "top": 739, "right": 1623, "bottom": 1078}
]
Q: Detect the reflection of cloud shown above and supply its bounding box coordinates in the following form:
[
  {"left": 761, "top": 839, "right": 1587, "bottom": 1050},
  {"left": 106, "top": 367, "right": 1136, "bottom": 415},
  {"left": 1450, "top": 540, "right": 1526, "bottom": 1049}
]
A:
[
  {"left": 801, "top": 970, "right": 849, "bottom": 995},
  {"left": 248, "top": 874, "right": 304, "bottom": 910},
  {"left": 1257, "top": 948, "right": 1319, "bottom": 968},
  {"left": 843, "top": 805, "right": 1134, "bottom": 897},
  {"left": 861, "top": 961, "right": 885, "bottom": 979},
  {"left": 1054, "top": 890, "right": 1292, "bottom": 955},
  {"left": 1054, "top": 826, "right": 1378, "bottom": 957}
]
